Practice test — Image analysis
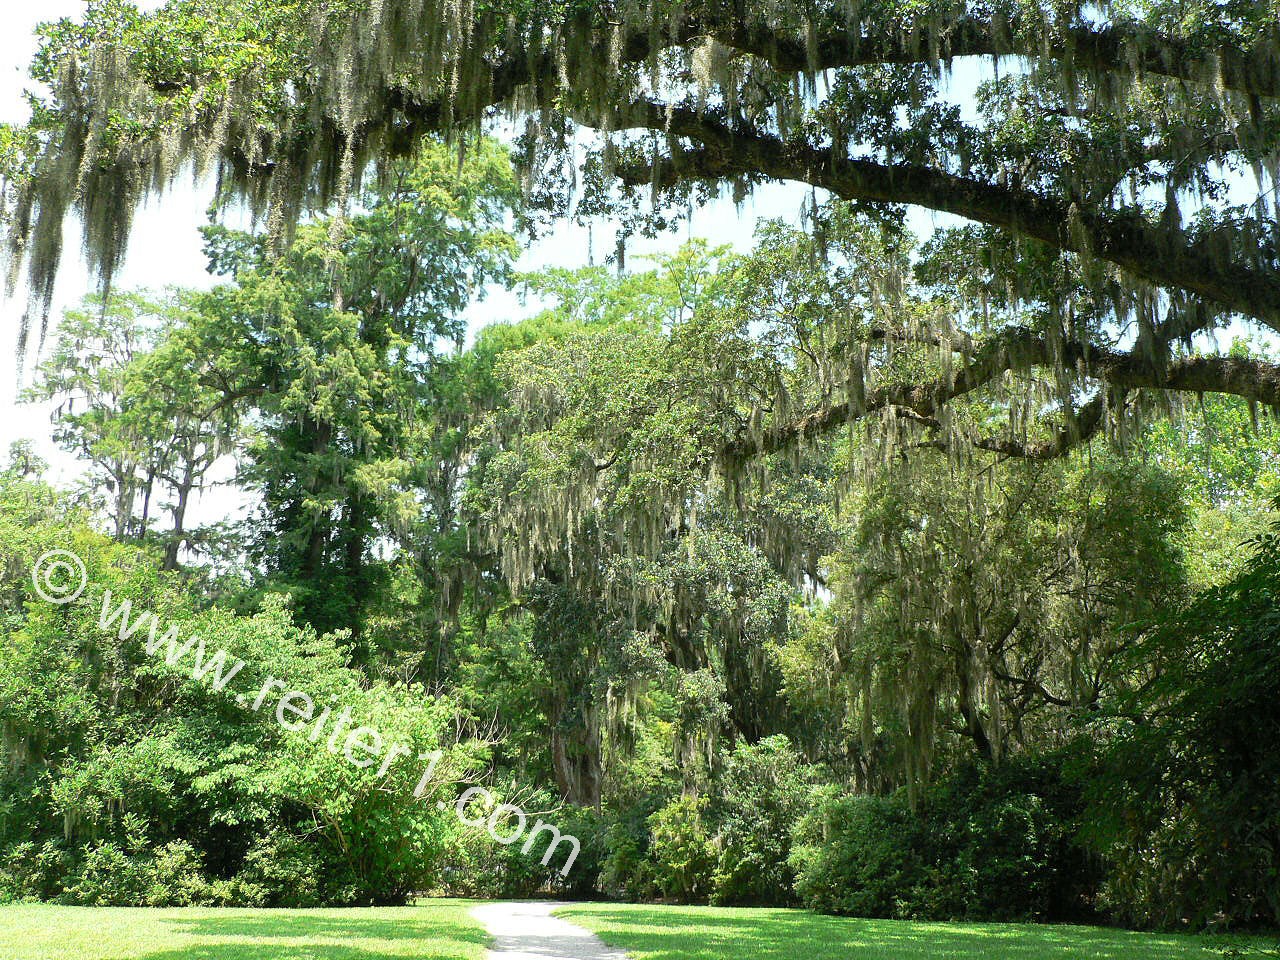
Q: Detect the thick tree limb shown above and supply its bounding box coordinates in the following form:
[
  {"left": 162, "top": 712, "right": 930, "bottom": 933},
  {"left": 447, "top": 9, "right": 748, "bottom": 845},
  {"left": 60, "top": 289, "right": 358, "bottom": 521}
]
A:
[
  {"left": 305, "top": 9, "right": 1280, "bottom": 163},
  {"left": 611, "top": 104, "right": 1280, "bottom": 328},
  {"left": 992, "top": 665, "right": 1077, "bottom": 708},
  {"left": 972, "top": 393, "right": 1110, "bottom": 461},
  {"left": 723, "top": 327, "right": 1280, "bottom": 462},
  {"left": 701, "top": 15, "right": 1280, "bottom": 100},
  {"left": 910, "top": 393, "right": 1111, "bottom": 460}
]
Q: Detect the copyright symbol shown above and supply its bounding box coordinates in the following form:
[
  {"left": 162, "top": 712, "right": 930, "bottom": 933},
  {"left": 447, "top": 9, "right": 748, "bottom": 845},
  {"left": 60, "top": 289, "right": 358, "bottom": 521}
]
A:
[{"left": 32, "top": 550, "right": 88, "bottom": 605}]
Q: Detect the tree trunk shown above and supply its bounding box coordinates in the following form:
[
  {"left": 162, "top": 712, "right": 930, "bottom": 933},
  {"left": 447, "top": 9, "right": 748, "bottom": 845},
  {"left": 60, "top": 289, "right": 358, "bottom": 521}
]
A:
[
  {"left": 550, "top": 711, "right": 603, "bottom": 809},
  {"left": 163, "top": 464, "right": 195, "bottom": 572},
  {"left": 955, "top": 646, "right": 995, "bottom": 762},
  {"left": 299, "top": 417, "right": 333, "bottom": 580},
  {"left": 112, "top": 467, "right": 135, "bottom": 541}
]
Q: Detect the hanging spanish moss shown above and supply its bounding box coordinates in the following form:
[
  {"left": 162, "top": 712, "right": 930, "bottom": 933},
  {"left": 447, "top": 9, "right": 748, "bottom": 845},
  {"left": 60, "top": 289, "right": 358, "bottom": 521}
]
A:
[
  {"left": 2, "top": 0, "right": 1276, "bottom": 360},
  {"left": 2, "top": 0, "right": 1277, "bottom": 794}
]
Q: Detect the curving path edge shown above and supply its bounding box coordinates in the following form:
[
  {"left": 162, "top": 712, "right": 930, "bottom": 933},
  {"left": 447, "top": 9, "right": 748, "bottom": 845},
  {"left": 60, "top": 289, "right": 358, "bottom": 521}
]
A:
[{"left": 472, "top": 901, "right": 630, "bottom": 960}]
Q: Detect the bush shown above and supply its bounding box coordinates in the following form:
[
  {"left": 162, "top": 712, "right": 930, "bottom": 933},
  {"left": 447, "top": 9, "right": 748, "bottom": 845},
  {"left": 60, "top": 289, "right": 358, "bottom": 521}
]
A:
[
  {"left": 646, "top": 795, "right": 716, "bottom": 903},
  {"left": 791, "top": 792, "right": 925, "bottom": 917},
  {"left": 926, "top": 755, "right": 1099, "bottom": 921},
  {"left": 58, "top": 818, "right": 212, "bottom": 907},
  {"left": 711, "top": 735, "right": 814, "bottom": 905},
  {"left": 230, "top": 835, "right": 324, "bottom": 907},
  {"left": 145, "top": 841, "right": 212, "bottom": 906},
  {"left": 0, "top": 841, "right": 71, "bottom": 903},
  {"left": 599, "top": 807, "right": 658, "bottom": 901},
  {"left": 791, "top": 752, "right": 1099, "bottom": 922},
  {"left": 546, "top": 805, "right": 610, "bottom": 900},
  {"left": 436, "top": 790, "right": 607, "bottom": 900},
  {"left": 0, "top": 506, "right": 465, "bottom": 908}
]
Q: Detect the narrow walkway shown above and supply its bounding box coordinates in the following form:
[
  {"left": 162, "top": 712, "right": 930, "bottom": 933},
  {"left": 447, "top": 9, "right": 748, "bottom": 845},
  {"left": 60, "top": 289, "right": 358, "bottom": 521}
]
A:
[{"left": 472, "top": 901, "right": 630, "bottom": 960}]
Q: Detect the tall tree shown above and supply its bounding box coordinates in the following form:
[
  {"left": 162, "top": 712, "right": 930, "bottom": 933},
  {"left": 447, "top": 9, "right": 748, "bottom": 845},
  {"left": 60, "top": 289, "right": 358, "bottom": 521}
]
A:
[
  {"left": 804, "top": 450, "right": 1188, "bottom": 787},
  {"left": 469, "top": 240, "right": 838, "bottom": 799},
  {"left": 29, "top": 293, "right": 160, "bottom": 541},
  {"left": 190, "top": 136, "right": 518, "bottom": 643},
  {"left": 30, "top": 291, "right": 241, "bottom": 559}
]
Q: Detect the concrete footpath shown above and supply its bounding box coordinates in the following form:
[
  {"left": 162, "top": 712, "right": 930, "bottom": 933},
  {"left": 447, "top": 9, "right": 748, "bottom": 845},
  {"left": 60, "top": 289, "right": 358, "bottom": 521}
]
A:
[{"left": 472, "top": 901, "right": 630, "bottom": 960}]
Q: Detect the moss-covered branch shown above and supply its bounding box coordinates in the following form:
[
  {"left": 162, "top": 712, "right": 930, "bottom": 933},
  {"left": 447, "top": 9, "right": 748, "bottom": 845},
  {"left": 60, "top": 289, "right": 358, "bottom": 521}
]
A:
[
  {"left": 724, "top": 329, "right": 1280, "bottom": 462},
  {"left": 612, "top": 104, "right": 1280, "bottom": 328}
]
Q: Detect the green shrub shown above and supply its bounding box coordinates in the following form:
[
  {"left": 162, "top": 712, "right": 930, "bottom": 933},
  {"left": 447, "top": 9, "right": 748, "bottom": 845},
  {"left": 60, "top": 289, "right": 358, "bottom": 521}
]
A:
[
  {"left": 230, "top": 835, "right": 324, "bottom": 907},
  {"left": 791, "top": 792, "right": 924, "bottom": 917},
  {"left": 145, "top": 841, "right": 211, "bottom": 906},
  {"left": 926, "top": 755, "right": 1099, "bottom": 921},
  {"left": 646, "top": 795, "right": 716, "bottom": 903},
  {"left": 711, "top": 735, "right": 814, "bottom": 906},
  {"left": 62, "top": 841, "right": 151, "bottom": 906},
  {"left": 791, "top": 753, "right": 1098, "bottom": 922},
  {"left": 0, "top": 495, "right": 464, "bottom": 908},
  {"left": 435, "top": 789, "right": 603, "bottom": 900},
  {"left": 0, "top": 841, "right": 70, "bottom": 903},
  {"left": 546, "top": 805, "right": 610, "bottom": 900},
  {"left": 56, "top": 818, "right": 211, "bottom": 907},
  {"left": 599, "top": 809, "right": 658, "bottom": 901},
  {"left": 438, "top": 818, "right": 550, "bottom": 899}
]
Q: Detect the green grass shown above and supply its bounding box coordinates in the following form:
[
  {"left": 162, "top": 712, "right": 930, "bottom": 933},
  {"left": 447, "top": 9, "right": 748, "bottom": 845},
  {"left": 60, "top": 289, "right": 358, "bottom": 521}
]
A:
[
  {"left": 0, "top": 900, "right": 488, "bottom": 960},
  {"left": 556, "top": 903, "right": 1246, "bottom": 960},
  {"left": 2, "top": 900, "right": 1267, "bottom": 960}
]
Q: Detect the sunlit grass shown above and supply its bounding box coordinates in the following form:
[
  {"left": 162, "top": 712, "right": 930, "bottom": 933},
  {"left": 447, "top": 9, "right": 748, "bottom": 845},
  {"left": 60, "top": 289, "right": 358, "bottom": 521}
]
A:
[
  {"left": 3, "top": 899, "right": 1269, "bottom": 959},
  {"left": 0, "top": 901, "right": 488, "bottom": 960},
  {"left": 556, "top": 903, "right": 1252, "bottom": 960}
]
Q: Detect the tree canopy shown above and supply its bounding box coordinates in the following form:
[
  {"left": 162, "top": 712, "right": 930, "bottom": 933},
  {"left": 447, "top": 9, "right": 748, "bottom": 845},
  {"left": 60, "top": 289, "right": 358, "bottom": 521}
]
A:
[{"left": 3, "top": 0, "right": 1279, "bottom": 474}]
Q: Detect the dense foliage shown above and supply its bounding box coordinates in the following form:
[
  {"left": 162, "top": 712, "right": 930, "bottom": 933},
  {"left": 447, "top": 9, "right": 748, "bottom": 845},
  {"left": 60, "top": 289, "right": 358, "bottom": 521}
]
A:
[
  {"left": 1088, "top": 518, "right": 1280, "bottom": 929},
  {"left": 0, "top": 0, "right": 1278, "bottom": 926},
  {"left": 0, "top": 469, "right": 471, "bottom": 906},
  {"left": 5, "top": 196, "right": 1279, "bottom": 922},
  {"left": 791, "top": 752, "right": 1100, "bottom": 922}
]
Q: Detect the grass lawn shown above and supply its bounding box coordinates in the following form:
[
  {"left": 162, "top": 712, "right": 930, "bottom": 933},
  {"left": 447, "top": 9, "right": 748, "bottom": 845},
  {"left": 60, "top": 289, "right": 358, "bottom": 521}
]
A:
[
  {"left": 556, "top": 903, "right": 1253, "bottom": 960},
  {"left": 0, "top": 900, "right": 488, "bottom": 960}
]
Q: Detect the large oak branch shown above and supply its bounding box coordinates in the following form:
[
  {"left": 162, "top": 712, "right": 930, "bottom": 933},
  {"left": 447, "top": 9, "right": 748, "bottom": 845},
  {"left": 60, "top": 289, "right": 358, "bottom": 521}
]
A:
[
  {"left": 723, "top": 328, "right": 1280, "bottom": 462},
  {"left": 703, "top": 14, "right": 1280, "bottom": 100},
  {"left": 613, "top": 104, "right": 1280, "bottom": 328},
  {"left": 313, "top": 9, "right": 1280, "bottom": 162}
]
